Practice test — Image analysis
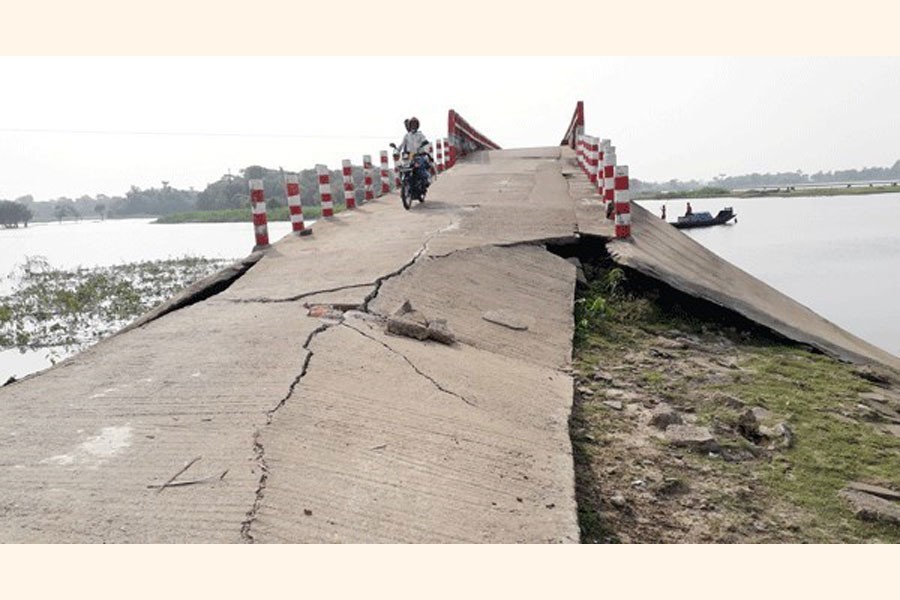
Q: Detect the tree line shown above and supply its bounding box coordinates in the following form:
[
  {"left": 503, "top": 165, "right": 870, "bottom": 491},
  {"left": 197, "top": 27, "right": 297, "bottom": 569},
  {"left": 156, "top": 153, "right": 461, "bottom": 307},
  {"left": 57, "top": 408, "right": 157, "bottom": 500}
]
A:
[
  {"left": 3, "top": 163, "right": 383, "bottom": 224},
  {"left": 6, "top": 158, "right": 898, "bottom": 225},
  {"left": 633, "top": 160, "right": 900, "bottom": 192}
]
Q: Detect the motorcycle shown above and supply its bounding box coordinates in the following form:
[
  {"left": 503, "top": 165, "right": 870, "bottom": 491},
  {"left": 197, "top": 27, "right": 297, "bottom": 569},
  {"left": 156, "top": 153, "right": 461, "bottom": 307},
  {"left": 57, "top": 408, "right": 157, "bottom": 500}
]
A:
[{"left": 390, "top": 141, "right": 431, "bottom": 210}]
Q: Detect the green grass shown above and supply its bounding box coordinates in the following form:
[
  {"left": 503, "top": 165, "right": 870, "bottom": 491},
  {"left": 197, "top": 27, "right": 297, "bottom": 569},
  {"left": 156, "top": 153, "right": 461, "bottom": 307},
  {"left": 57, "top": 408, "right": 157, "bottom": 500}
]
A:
[
  {"left": 571, "top": 262, "right": 900, "bottom": 542},
  {"left": 636, "top": 184, "right": 900, "bottom": 201},
  {"left": 154, "top": 204, "right": 345, "bottom": 224}
]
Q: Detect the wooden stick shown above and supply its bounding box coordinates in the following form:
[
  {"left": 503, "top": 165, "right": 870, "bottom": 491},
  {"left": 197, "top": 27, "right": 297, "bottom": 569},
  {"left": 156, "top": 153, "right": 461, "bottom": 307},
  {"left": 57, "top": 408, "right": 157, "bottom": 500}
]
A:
[
  {"left": 147, "top": 470, "right": 228, "bottom": 490},
  {"left": 154, "top": 456, "right": 202, "bottom": 493}
]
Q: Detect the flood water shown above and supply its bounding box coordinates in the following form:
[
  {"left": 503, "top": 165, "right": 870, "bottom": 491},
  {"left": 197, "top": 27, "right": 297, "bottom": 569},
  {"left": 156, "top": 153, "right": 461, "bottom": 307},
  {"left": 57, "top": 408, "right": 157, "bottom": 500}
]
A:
[
  {"left": 638, "top": 193, "right": 900, "bottom": 357},
  {"left": 1, "top": 218, "right": 297, "bottom": 382},
  {"left": 2, "top": 195, "right": 899, "bottom": 382}
]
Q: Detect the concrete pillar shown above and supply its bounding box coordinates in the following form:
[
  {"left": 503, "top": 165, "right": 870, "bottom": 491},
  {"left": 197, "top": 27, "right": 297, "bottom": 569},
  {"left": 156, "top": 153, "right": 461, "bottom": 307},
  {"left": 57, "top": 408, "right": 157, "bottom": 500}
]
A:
[
  {"left": 363, "top": 155, "right": 374, "bottom": 202},
  {"left": 380, "top": 151, "right": 390, "bottom": 196},
  {"left": 342, "top": 159, "right": 356, "bottom": 210},
  {"left": 614, "top": 165, "right": 632, "bottom": 239},
  {"left": 317, "top": 165, "right": 333, "bottom": 218},
  {"left": 284, "top": 173, "right": 306, "bottom": 233},
  {"left": 249, "top": 178, "right": 269, "bottom": 249}
]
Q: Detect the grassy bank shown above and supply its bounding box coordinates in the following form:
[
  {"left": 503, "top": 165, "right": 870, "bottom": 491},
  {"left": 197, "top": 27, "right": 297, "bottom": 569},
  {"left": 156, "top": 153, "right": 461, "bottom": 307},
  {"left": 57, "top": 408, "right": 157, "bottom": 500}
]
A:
[
  {"left": 636, "top": 184, "right": 900, "bottom": 201},
  {"left": 153, "top": 204, "right": 349, "bottom": 224},
  {"left": 571, "top": 251, "right": 900, "bottom": 543}
]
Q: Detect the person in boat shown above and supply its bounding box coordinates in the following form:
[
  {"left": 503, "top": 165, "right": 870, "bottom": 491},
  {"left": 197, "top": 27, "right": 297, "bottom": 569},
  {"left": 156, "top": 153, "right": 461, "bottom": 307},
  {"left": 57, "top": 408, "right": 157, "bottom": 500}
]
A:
[
  {"left": 685, "top": 202, "right": 693, "bottom": 217},
  {"left": 661, "top": 205, "right": 666, "bottom": 220}
]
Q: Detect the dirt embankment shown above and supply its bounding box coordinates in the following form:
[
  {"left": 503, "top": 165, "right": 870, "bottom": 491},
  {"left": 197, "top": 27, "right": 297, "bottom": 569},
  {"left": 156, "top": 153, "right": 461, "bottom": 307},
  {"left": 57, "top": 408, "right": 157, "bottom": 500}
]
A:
[{"left": 568, "top": 249, "right": 900, "bottom": 543}]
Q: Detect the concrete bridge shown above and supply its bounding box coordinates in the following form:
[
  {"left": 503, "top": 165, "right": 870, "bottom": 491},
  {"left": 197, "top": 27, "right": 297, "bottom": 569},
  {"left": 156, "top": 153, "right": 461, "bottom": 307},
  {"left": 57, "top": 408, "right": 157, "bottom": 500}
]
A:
[{"left": 1, "top": 105, "right": 896, "bottom": 543}]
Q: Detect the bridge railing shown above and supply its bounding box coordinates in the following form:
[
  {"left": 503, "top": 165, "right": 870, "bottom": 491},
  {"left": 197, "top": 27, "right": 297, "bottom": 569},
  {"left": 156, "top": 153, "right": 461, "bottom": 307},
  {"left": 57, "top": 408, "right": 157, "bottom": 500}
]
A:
[
  {"left": 565, "top": 101, "right": 632, "bottom": 239},
  {"left": 560, "top": 100, "right": 584, "bottom": 150},
  {"left": 447, "top": 109, "right": 501, "bottom": 168}
]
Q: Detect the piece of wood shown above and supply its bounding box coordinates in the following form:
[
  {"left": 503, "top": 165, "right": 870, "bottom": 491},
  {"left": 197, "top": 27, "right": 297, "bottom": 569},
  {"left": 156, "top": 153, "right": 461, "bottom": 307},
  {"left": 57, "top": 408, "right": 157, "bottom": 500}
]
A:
[{"left": 154, "top": 456, "right": 202, "bottom": 493}]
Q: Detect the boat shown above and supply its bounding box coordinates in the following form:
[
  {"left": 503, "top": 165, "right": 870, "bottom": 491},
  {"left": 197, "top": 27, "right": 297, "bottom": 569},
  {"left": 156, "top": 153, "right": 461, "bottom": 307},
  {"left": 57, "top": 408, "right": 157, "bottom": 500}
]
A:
[{"left": 672, "top": 207, "right": 737, "bottom": 229}]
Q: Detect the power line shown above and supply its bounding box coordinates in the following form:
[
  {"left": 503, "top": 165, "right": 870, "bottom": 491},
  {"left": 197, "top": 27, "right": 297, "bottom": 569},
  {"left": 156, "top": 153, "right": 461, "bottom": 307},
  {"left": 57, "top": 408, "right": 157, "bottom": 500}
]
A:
[{"left": 0, "top": 127, "right": 395, "bottom": 140}]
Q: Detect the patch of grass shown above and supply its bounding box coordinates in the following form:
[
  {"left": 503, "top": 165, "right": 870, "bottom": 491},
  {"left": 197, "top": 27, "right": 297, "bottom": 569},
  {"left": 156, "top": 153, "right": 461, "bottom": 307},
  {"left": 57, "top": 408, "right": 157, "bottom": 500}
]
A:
[
  {"left": 571, "top": 256, "right": 900, "bottom": 542},
  {"left": 154, "top": 204, "right": 343, "bottom": 224},
  {"left": 1, "top": 256, "right": 231, "bottom": 354}
]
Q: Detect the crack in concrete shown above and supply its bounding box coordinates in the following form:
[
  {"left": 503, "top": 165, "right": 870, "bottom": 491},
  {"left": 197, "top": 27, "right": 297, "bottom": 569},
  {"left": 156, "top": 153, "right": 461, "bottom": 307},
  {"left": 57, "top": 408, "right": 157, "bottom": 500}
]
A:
[
  {"left": 240, "top": 429, "right": 268, "bottom": 543},
  {"left": 342, "top": 321, "right": 476, "bottom": 407},
  {"left": 228, "top": 283, "right": 374, "bottom": 305},
  {"left": 241, "top": 320, "right": 334, "bottom": 542}
]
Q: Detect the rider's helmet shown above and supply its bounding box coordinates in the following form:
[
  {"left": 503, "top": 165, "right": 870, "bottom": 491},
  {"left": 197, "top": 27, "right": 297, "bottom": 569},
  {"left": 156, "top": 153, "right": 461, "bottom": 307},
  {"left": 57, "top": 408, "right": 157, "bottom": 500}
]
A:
[
  {"left": 408, "top": 117, "right": 420, "bottom": 131},
  {"left": 404, "top": 119, "right": 411, "bottom": 132}
]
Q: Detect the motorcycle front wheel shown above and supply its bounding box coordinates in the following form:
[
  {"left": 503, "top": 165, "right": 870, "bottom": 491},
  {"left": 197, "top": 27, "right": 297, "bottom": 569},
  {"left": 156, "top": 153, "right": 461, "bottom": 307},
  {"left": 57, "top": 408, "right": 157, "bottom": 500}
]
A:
[{"left": 401, "top": 181, "right": 413, "bottom": 210}]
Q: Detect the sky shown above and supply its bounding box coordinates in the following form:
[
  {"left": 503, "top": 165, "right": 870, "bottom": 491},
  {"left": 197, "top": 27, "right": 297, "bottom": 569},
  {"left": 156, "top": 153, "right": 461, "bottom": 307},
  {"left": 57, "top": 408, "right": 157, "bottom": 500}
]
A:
[{"left": 1, "top": 56, "right": 899, "bottom": 202}]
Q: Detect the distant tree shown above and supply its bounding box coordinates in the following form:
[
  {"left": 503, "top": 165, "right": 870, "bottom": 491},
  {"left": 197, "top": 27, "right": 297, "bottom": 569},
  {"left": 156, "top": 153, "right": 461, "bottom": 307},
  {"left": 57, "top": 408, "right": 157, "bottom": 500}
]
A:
[
  {"left": 0, "top": 200, "right": 33, "bottom": 228},
  {"left": 95, "top": 203, "right": 106, "bottom": 221}
]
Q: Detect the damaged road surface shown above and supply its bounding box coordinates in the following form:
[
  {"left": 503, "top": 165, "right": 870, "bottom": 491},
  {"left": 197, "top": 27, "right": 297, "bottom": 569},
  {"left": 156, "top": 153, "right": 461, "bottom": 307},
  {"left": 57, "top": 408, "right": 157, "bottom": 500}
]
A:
[{"left": 0, "top": 147, "right": 583, "bottom": 543}]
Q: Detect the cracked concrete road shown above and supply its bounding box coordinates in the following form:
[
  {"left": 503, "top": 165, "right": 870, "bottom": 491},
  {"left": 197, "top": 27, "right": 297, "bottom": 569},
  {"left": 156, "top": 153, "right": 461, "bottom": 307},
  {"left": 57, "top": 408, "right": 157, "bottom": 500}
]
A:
[{"left": 0, "top": 146, "right": 584, "bottom": 542}]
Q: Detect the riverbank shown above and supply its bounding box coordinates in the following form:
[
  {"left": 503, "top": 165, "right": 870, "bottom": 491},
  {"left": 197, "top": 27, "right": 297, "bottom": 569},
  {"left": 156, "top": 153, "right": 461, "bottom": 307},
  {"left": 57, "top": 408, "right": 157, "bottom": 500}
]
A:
[
  {"left": 636, "top": 184, "right": 900, "bottom": 200},
  {"left": 572, "top": 253, "right": 900, "bottom": 542},
  {"left": 153, "top": 205, "right": 338, "bottom": 224}
]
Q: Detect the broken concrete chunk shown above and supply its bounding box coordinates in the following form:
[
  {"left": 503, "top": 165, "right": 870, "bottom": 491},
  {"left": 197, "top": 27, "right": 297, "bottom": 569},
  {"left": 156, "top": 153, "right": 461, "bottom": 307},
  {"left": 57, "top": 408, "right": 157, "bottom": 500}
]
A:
[
  {"left": 602, "top": 400, "right": 623, "bottom": 411},
  {"left": 387, "top": 316, "right": 430, "bottom": 340},
  {"left": 852, "top": 365, "right": 897, "bottom": 387},
  {"left": 426, "top": 318, "right": 456, "bottom": 345},
  {"left": 846, "top": 482, "right": 900, "bottom": 502},
  {"left": 665, "top": 425, "right": 720, "bottom": 453},
  {"left": 307, "top": 304, "right": 345, "bottom": 321},
  {"left": 386, "top": 300, "right": 456, "bottom": 344},
  {"left": 482, "top": 309, "right": 531, "bottom": 331},
  {"left": 839, "top": 488, "right": 900, "bottom": 525}
]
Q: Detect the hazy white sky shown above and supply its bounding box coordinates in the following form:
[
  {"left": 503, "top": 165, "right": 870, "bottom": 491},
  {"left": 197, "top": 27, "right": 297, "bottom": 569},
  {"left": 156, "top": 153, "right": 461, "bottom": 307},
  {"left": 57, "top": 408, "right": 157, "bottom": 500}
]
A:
[{"left": 1, "top": 56, "right": 899, "bottom": 201}]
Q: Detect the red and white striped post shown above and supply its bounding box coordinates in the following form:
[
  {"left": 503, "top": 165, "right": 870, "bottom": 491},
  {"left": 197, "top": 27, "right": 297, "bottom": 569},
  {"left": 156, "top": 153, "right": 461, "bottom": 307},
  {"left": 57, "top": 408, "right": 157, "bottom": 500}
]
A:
[
  {"left": 379, "top": 151, "right": 390, "bottom": 195},
  {"left": 588, "top": 136, "right": 599, "bottom": 186},
  {"left": 435, "top": 138, "right": 444, "bottom": 173},
  {"left": 614, "top": 165, "right": 631, "bottom": 239},
  {"left": 342, "top": 159, "right": 356, "bottom": 210},
  {"left": 284, "top": 173, "right": 306, "bottom": 233},
  {"left": 363, "top": 155, "right": 374, "bottom": 202},
  {"left": 442, "top": 138, "right": 450, "bottom": 171},
  {"left": 576, "top": 133, "right": 584, "bottom": 172},
  {"left": 249, "top": 179, "right": 269, "bottom": 249},
  {"left": 598, "top": 139, "right": 610, "bottom": 195},
  {"left": 317, "top": 165, "right": 334, "bottom": 218},
  {"left": 392, "top": 150, "right": 401, "bottom": 189},
  {"left": 603, "top": 145, "right": 617, "bottom": 204}
]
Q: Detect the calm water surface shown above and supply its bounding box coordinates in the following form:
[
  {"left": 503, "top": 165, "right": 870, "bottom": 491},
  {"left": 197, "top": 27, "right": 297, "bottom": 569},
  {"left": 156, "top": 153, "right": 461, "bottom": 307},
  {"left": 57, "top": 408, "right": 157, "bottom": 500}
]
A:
[{"left": 639, "top": 194, "right": 900, "bottom": 357}]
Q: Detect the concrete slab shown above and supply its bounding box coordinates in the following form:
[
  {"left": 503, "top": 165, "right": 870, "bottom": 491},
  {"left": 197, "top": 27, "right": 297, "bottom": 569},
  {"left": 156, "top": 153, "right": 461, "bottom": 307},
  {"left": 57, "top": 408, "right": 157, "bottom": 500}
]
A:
[
  {"left": 370, "top": 244, "right": 576, "bottom": 371},
  {"left": 250, "top": 313, "right": 578, "bottom": 543},
  {"left": 606, "top": 202, "right": 900, "bottom": 370},
  {"left": 0, "top": 300, "right": 322, "bottom": 542}
]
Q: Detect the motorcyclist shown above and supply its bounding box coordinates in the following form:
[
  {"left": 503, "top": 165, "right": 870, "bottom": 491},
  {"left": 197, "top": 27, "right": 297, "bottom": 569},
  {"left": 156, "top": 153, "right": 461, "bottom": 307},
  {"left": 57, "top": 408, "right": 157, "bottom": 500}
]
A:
[{"left": 395, "top": 117, "right": 435, "bottom": 186}]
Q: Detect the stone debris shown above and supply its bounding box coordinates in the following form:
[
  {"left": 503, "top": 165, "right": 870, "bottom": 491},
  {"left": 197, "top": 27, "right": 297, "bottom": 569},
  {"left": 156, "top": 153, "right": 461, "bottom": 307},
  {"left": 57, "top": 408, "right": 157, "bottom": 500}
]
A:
[
  {"left": 307, "top": 304, "right": 346, "bottom": 321},
  {"left": 602, "top": 400, "right": 624, "bottom": 411},
  {"left": 482, "top": 309, "right": 532, "bottom": 331},
  {"left": 846, "top": 481, "right": 900, "bottom": 502},
  {"left": 386, "top": 300, "right": 456, "bottom": 345},
  {"left": 839, "top": 488, "right": 900, "bottom": 525},
  {"left": 649, "top": 405, "right": 683, "bottom": 430},
  {"left": 664, "top": 425, "right": 720, "bottom": 454},
  {"left": 852, "top": 365, "right": 897, "bottom": 387}
]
